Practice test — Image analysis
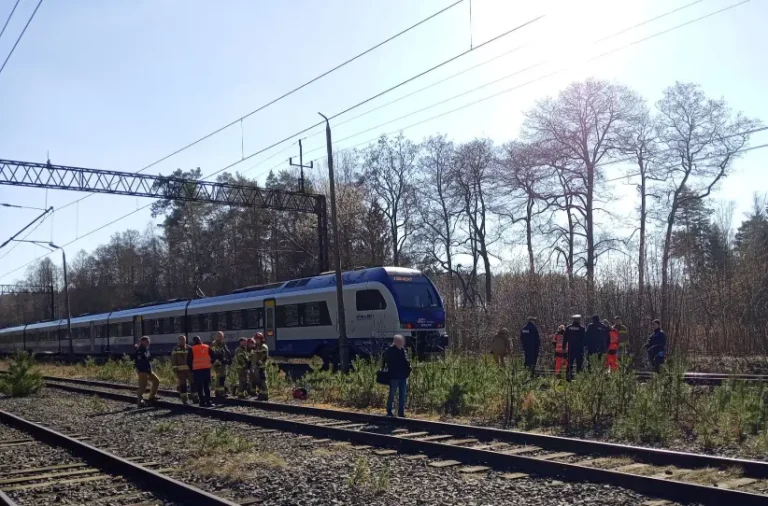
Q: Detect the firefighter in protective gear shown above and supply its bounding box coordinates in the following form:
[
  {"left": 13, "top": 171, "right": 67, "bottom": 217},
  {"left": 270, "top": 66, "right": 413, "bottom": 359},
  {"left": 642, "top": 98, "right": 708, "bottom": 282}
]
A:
[
  {"left": 171, "top": 335, "right": 192, "bottom": 404},
  {"left": 605, "top": 320, "right": 620, "bottom": 371},
  {"left": 553, "top": 325, "right": 568, "bottom": 375},
  {"left": 250, "top": 332, "right": 269, "bottom": 400},
  {"left": 210, "top": 331, "right": 231, "bottom": 399},
  {"left": 232, "top": 338, "right": 251, "bottom": 398}
]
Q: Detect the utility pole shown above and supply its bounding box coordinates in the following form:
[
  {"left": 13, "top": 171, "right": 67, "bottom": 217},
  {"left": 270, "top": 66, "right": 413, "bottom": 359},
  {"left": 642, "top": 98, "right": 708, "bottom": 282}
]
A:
[
  {"left": 11, "top": 240, "right": 73, "bottom": 357},
  {"left": 289, "top": 139, "right": 313, "bottom": 193},
  {"left": 59, "top": 246, "right": 72, "bottom": 357},
  {"left": 318, "top": 113, "right": 349, "bottom": 373}
]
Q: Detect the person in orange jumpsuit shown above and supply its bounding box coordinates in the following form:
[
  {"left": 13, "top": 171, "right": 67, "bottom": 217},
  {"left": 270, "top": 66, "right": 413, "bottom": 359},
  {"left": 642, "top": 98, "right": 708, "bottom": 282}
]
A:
[
  {"left": 553, "top": 325, "right": 568, "bottom": 375},
  {"left": 605, "top": 319, "right": 620, "bottom": 371}
]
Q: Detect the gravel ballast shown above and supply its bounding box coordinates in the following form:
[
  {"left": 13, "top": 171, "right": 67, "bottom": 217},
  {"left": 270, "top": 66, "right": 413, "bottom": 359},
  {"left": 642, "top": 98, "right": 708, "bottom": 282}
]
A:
[
  {"left": 0, "top": 420, "right": 178, "bottom": 505},
  {"left": 0, "top": 389, "right": 687, "bottom": 506}
]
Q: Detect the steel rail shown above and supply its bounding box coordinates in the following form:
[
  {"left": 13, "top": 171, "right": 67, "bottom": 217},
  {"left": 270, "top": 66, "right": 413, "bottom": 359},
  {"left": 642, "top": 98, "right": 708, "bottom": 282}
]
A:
[
  {"left": 38, "top": 374, "right": 768, "bottom": 478},
  {"left": 0, "top": 490, "right": 18, "bottom": 506},
  {"left": 0, "top": 409, "right": 238, "bottom": 506},
  {"left": 42, "top": 380, "right": 768, "bottom": 505}
]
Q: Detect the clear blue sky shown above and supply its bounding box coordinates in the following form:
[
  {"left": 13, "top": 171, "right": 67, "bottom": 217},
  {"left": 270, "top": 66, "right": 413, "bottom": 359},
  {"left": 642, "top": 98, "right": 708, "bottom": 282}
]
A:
[{"left": 1, "top": 0, "right": 766, "bottom": 281}]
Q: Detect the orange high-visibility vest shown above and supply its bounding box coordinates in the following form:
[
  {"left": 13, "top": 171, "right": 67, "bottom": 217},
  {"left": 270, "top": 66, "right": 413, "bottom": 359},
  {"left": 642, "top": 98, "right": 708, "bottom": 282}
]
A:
[
  {"left": 607, "top": 329, "right": 620, "bottom": 355},
  {"left": 191, "top": 344, "right": 211, "bottom": 370},
  {"left": 554, "top": 333, "right": 567, "bottom": 357}
]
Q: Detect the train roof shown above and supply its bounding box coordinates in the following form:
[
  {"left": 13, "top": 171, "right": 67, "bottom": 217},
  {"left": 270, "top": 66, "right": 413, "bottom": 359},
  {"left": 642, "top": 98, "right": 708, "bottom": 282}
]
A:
[
  {"left": 4, "top": 267, "right": 425, "bottom": 330},
  {"left": 109, "top": 299, "right": 190, "bottom": 320}
]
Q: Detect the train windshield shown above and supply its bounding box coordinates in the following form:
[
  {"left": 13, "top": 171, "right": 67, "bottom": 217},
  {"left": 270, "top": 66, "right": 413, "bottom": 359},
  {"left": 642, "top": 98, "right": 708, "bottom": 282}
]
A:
[{"left": 390, "top": 278, "right": 441, "bottom": 309}]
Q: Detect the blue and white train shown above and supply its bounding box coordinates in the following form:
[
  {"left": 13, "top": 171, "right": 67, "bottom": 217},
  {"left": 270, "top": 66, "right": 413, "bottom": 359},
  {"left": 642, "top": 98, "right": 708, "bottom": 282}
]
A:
[{"left": 0, "top": 267, "right": 448, "bottom": 359}]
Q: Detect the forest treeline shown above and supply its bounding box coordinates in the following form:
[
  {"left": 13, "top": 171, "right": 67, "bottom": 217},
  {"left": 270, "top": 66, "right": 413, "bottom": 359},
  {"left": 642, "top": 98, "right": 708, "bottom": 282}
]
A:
[{"left": 2, "top": 79, "right": 766, "bottom": 357}]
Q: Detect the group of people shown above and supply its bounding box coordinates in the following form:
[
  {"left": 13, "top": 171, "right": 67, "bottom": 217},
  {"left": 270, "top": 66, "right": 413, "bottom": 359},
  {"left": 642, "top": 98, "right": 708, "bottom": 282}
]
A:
[
  {"left": 491, "top": 315, "right": 668, "bottom": 379},
  {"left": 134, "top": 330, "right": 270, "bottom": 407}
]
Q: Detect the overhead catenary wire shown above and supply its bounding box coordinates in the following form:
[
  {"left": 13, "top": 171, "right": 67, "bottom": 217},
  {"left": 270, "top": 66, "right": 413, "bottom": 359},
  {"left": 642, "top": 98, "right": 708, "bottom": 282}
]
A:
[
  {"left": 0, "top": 0, "right": 756, "bottom": 281},
  {"left": 0, "top": 0, "right": 22, "bottom": 43},
  {"left": 0, "top": 0, "right": 44, "bottom": 77},
  {"left": 305, "top": 0, "right": 755, "bottom": 164},
  {"left": 276, "top": 0, "right": 708, "bottom": 162},
  {"left": 26, "top": 1, "right": 468, "bottom": 222},
  {"left": 244, "top": 0, "right": 710, "bottom": 175},
  {"left": 201, "top": 14, "right": 545, "bottom": 182}
]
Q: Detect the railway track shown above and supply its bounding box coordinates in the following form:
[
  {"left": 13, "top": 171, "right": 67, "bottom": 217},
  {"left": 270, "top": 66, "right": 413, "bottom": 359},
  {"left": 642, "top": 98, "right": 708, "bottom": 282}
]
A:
[
  {"left": 0, "top": 409, "right": 240, "bottom": 506},
  {"left": 34, "top": 374, "right": 768, "bottom": 505}
]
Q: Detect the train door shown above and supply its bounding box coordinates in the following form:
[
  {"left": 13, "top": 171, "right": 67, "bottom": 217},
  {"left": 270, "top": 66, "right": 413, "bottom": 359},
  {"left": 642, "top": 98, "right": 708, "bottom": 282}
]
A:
[
  {"left": 351, "top": 288, "right": 375, "bottom": 341},
  {"left": 263, "top": 299, "right": 277, "bottom": 352},
  {"left": 133, "top": 316, "right": 143, "bottom": 346}
]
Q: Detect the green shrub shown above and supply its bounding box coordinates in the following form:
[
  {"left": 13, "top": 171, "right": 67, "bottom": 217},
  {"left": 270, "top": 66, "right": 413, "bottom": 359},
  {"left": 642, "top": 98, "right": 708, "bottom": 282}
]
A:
[{"left": 0, "top": 351, "right": 44, "bottom": 397}]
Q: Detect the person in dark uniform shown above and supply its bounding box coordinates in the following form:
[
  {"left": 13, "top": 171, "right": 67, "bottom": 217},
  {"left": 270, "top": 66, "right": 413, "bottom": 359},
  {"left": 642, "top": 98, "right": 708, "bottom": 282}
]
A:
[
  {"left": 585, "top": 314, "right": 609, "bottom": 367},
  {"left": 563, "top": 315, "right": 586, "bottom": 381},
  {"left": 646, "top": 319, "right": 667, "bottom": 372},
  {"left": 520, "top": 317, "right": 540, "bottom": 376}
]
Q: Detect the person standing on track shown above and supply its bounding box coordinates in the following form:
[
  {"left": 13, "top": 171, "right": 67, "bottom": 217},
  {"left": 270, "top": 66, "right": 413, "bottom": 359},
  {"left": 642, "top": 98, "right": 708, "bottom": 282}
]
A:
[
  {"left": 233, "top": 337, "right": 250, "bottom": 398},
  {"left": 188, "top": 335, "right": 213, "bottom": 407},
  {"left": 552, "top": 325, "right": 568, "bottom": 376},
  {"left": 490, "top": 327, "right": 511, "bottom": 366},
  {"left": 134, "top": 336, "right": 159, "bottom": 407},
  {"left": 171, "top": 335, "right": 191, "bottom": 404},
  {"left": 384, "top": 334, "right": 411, "bottom": 418},
  {"left": 250, "top": 332, "right": 269, "bottom": 401},
  {"left": 520, "top": 317, "right": 540, "bottom": 376},
  {"left": 210, "top": 331, "right": 231, "bottom": 399},
  {"left": 564, "top": 315, "right": 586, "bottom": 381}
]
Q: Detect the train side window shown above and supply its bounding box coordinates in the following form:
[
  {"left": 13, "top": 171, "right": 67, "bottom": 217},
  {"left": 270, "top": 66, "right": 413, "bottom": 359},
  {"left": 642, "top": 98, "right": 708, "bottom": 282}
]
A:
[
  {"left": 230, "top": 311, "right": 243, "bottom": 330},
  {"left": 245, "top": 309, "right": 262, "bottom": 329},
  {"left": 81, "top": 327, "right": 90, "bottom": 339},
  {"left": 301, "top": 302, "right": 332, "bottom": 326},
  {"left": 188, "top": 315, "right": 200, "bottom": 333},
  {"left": 102, "top": 324, "right": 108, "bottom": 338},
  {"left": 278, "top": 304, "right": 299, "bottom": 328},
  {"left": 121, "top": 322, "right": 132, "bottom": 338},
  {"left": 109, "top": 324, "right": 118, "bottom": 337},
  {"left": 202, "top": 314, "right": 213, "bottom": 332},
  {"left": 356, "top": 290, "right": 387, "bottom": 311},
  {"left": 172, "top": 317, "right": 183, "bottom": 334},
  {"left": 216, "top": 312, "right": 228, "bottom": 331},
  {"left": 93, "top": 326, "right": 100, "bottom": 339}
]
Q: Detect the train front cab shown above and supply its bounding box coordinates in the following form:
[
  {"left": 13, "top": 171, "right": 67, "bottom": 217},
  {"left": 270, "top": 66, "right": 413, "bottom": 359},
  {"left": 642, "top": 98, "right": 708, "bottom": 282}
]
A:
[{"left": 388, "top": 273, "right": 447, "bottom": 359}]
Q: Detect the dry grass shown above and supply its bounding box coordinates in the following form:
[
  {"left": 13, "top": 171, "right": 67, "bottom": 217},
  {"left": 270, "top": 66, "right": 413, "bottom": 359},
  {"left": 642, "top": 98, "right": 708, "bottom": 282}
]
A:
[
  {"left": 191, "top": 451, "right": 287, "bottom": 483},
  {"left": 683, "top": 466, "right": 743, "bottom": 486}
]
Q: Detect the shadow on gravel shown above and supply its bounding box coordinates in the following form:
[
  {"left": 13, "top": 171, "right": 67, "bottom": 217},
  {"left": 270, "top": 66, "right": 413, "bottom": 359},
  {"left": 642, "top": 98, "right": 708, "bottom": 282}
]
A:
[{"left": 86, "top": 406, "right": 139, "bottom": 418}]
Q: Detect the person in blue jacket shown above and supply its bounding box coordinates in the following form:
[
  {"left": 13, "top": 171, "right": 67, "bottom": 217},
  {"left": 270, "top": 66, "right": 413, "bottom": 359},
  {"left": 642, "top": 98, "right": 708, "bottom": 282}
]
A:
[
  {"left": 520, "top": 317, "right": 540, "bottom": 376},
  {"left": 646, "top": 319, "right": 667, "bottom": 372}
]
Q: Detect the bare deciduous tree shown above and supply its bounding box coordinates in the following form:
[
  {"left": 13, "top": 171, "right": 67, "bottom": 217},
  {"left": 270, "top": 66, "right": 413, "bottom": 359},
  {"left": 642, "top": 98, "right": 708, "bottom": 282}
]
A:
[
  {"left": 655, "top": 81, "right": 761, "bottom": 327},
  {"left": 362, "top": 134, "right": 419, "bottom": 267}
]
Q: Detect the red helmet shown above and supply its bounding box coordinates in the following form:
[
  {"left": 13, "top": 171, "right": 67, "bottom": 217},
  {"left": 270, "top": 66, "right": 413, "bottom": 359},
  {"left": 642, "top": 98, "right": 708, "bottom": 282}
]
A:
[{"left": 253, "top": 332, "right": 265, "bottom": 341}]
